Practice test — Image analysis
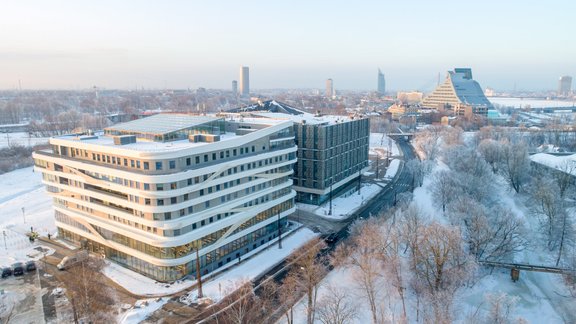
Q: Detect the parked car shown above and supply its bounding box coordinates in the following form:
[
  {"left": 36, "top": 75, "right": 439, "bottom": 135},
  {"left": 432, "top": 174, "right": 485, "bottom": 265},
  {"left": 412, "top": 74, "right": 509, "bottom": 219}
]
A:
[
  {"left": 12, "top": 262, "right": 24, "bottom": 276},
  {"left": 26, "top": 260, "right": 36, "bottom": 272},
  {"left": 1, "top": 266, "right": 12, "bottom": 278}
]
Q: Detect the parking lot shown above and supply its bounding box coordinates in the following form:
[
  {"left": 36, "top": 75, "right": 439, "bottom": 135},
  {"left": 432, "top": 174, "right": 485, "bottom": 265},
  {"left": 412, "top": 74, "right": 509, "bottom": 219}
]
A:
[{"left": 1, "top": 268, "right": 44, "bottom": 324}]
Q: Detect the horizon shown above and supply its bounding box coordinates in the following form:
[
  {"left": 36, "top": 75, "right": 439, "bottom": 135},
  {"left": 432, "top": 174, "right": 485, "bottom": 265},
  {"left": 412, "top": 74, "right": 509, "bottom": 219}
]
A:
[{"left": 1, "top": 1, "right": 575, "bottom": 91}]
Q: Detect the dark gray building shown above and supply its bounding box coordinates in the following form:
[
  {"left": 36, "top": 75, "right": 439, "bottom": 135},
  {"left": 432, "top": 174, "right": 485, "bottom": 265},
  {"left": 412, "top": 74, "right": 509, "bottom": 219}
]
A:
[
  {"left": 292, "top": 116, "right": 370, "bottom": 204},
  {"left": 227, "top": 100, "right": 370, "bottom": 205}
]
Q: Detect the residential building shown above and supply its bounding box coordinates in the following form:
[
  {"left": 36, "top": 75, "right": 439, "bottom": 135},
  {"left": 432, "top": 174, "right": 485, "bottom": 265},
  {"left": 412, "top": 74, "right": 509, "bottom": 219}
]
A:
[
  {"left": 232, "top": 80, "right": 238, "bottom": 95},
  {"left": 421, "top": 68, "right": 492, "bottom": 116},
  {"left": 32, "top": 114, "right": 297, "bottom": 281},
  {"left": 227, "top": 100, "right": 370, "bottom": 205},
  {"left": 377, "top": 69, "right": 386, "bottom": 95},
  {"left": 240, "top": 66, "right": 250, "bottom": 96},
  {"left": 326, "top": 79, "right": 334, "bottom": 98},
  {"left": 558, "top": 76, "right": 572, "bottom": 96}
]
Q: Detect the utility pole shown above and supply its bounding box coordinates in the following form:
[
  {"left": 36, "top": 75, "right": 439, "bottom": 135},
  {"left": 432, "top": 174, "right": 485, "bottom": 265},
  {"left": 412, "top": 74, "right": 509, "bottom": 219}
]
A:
[
  {"left": 22, "top": 207, "right": 26, "bottom": 223},
  {"left": 195, "top": 247, "right": 203, "bottom": 298},
  {"left": 277, "top": 209, "right": 282, "bottom": 249},
  {"left": 2, "top": 230, "right": 6, "bottom": 250}
]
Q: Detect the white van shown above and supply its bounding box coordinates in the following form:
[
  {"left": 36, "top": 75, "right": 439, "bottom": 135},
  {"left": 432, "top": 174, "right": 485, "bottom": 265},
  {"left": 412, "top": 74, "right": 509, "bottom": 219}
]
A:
[{"left": 57, "top": 251, "right": 89, "bottom": 270}]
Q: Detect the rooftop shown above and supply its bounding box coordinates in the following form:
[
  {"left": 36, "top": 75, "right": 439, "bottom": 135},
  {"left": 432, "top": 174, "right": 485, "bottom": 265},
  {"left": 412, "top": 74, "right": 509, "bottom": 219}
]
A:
[
  {"left": 104, "top": 114, "right": 221, "bottom": 136},
  {"left": 228, "top": 100, "right": 305, "bottom": 115}
]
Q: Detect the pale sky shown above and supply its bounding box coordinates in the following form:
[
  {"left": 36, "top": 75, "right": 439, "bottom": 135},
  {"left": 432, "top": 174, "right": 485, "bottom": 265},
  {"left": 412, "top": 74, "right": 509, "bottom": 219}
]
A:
[{"left": 1, "top": 0, "right": 574, "bottom": 91}]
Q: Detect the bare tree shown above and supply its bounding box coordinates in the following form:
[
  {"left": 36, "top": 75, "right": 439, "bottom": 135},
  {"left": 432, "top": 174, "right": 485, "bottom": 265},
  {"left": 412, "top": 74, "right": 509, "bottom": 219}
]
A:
[
  {"left": 316, "top": 285, "right": 359, "bottom": 324},
  {"left": 499, "top": 141, "right": 530, "bottom": 193},
  {"left": 552, "top": 160, "right": 576, "bottom": 198},
  {"left": 279, "top": 272, "right": 303, "bottom": 324},
  {"left": 62, "top": 257, "right": 117, "bottom": 324},
  {"left": 429, "top": 170, "right": 457, "bottom": 213},
  {"left": 221, "top": 280, "right": 258, "bottom": 324},
  {"left": 411, "top": 222, "right": 476, "bottom": 323},
  {"left": 288, "top": 237, "right": 328, "bottom": 324},
  {"left": 485, "top": 293, "right": 519, "bottom": 324},
  {"left": 478, "top": 139, "right": 501, "bottom": 173},
  {"left": 406, "top": 159, "right": 433, "bottom": 188},
  {"left": 530, "top": 176, "right": 564, "bottom": 249},
  {"left": 345, "top": 219, "right": 387, "bottom": 324}
]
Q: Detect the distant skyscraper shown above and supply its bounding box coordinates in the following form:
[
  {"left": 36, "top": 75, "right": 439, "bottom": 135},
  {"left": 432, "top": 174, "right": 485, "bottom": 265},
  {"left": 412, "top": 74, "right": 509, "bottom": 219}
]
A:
[
  {"left": 326, "top": 78, "right": 333, "bottom": 98},
  {"left": 232, "top": 80, "right": 238, "bottom": 94},
  {"left": 377, "top": 69, "right": 385, "bottom": 95},
  {"left": 239, "top": 66, "right": 249, "bottom": 96},
  {"left": 558, "top": 76, "right": 572, "bottom": 96}
]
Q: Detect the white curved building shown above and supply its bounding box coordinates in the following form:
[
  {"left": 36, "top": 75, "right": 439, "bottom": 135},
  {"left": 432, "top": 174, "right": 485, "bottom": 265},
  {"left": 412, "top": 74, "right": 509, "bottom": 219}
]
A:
[{"left": 33, "top": 114, "right": 297, "bottom": 281}]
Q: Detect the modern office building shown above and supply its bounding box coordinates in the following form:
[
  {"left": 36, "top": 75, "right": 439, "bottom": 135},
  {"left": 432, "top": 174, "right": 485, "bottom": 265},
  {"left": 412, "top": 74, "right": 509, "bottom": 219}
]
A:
[
  {"left": 558, "top": 76, "right": 572, "bottom": 96},
  {"left": 377, "top": 69, "right": 386, "bottom": 95},
  {"left": 228, "top": 100, "right": 370, "bottom": 205},
  {"left": 232, "top": 80, "right": 238, "bottom": 95},
  {"left": 239, "top": 66, "right": 250, "bottom": 96},
  {"left": 326, "top": 79, "right": 334, "bottom": 98},
  {"left": 421, "top": 68, "right": 492, "bottom": 116},
  {"left": 33, "top": 114, "right": 297, "bottom": 281}
]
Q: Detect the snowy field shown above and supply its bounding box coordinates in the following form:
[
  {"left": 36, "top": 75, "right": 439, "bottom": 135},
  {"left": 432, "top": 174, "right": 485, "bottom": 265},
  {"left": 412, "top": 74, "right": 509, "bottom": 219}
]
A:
[
  {"left": 489, "top": 97, "right": 576, "bottom": 109},
  {"left": 0, "top": 167, "right": 56, "bottom": 267},
  {"left": 0, "top": 132, "right": 50, "bottom": 149}
]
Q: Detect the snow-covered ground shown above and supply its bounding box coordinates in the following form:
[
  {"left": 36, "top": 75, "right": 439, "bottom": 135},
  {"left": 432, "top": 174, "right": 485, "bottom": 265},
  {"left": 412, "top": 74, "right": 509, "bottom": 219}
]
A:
[
  {"left": 0, "top": 167, "right": 57, "bottom": 267},
  {"left": 489, "top": 97, "right": 576, "bottom": 109},
  {"left": 297, "top": 183, "right": 384, "bottom": 220},
  {"left": 0, "top": 132, "right": 50, "bottom": 149},
  {"left": 286, "top": 154, "right": 574, "bottom": 324},
  {"left": 370, "top": 132, "right": 400, "bottom": 157}
]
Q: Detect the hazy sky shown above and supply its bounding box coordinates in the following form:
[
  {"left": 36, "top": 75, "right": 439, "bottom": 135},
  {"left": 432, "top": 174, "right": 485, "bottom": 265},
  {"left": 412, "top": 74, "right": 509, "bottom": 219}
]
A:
[{"left": 1, "top": 1, "right": 574, "bottom": 91}]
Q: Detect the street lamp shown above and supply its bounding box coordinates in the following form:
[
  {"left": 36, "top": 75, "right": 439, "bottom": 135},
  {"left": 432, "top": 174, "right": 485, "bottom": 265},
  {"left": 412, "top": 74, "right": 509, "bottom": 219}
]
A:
[{"left": 277, "top": 209, "right": 282, "bottom": 249}]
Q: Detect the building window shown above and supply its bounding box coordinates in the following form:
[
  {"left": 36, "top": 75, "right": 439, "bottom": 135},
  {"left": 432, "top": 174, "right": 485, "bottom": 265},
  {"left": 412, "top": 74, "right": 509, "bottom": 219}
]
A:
[
  {"left": 169, "top": 160, "right": 176, "bottom": 169},
  {"left": 157, "top": 199, "right": 164, "bottom": 206},
  {"left": 155, "top": 162, "right": 162, "bottom": 170},
  {"left": 143, "top": 162, "right": 149, "bottom": 170},
  {"left": 144, "top": 183, "right": 150, "bottom": 190},
  {"left": 164, "top": 212, "right": 171, "bottom": 220},
  {"left": 157, "top": 184, "right": 164, "bottom": 191},
  {"left": 171, "top": 197, "right": 177, "bottom": 204},
  {"left": 186, "top": 157, "right": 191, "bottom": 166},
  {"left": 196, "top": 156, "right": 200, "bottom": 164}
]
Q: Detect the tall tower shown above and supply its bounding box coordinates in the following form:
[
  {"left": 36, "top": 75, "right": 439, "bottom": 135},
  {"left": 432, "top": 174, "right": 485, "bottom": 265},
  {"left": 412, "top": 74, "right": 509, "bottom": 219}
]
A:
[
  {"left": 326, "top": 78, "right": 334, "bottom": 98},
  {"left": 232, "top": 80, "right": 238, "bottom": 95},
  {"left": 239, "top": 66, "right": 250, "bottom": 96},
  {"left": 558, "top": 76, "right": 572, "bottom": 96},
  {"left": 377, "top": 69, "right": 386, "bottom": 95}
]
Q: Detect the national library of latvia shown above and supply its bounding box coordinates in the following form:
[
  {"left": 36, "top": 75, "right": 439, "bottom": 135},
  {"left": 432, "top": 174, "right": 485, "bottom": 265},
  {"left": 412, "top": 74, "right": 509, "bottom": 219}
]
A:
[{"left": 33, "top": 114, "right": 297, "bottom": 281}]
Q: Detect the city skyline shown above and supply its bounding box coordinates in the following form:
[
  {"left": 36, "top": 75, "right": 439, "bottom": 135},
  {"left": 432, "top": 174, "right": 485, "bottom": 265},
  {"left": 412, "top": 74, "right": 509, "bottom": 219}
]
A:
[{"left": 0, "top": 1, "right": 575, "bottom": 91}]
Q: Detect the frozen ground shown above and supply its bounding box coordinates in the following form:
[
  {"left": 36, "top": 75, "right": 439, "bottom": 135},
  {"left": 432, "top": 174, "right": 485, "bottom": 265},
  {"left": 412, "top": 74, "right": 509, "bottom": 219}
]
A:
[
  {"left": 369, "top": 132, "right": 400, "bottom": 157},
  {"left": 0, "top": 132, "right": 50, "bottom": 149}
]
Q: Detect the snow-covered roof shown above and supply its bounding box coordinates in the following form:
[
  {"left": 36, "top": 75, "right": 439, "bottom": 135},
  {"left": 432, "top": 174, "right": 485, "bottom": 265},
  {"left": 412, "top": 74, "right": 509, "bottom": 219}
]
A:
[
  {"left": 228, "top": 100, "right": 306, "bottom": 115},
  {"left": 105, "top": 114, "right": 221, "bottom": 136},
  {"left": 530, "top": 153, "right": 576, "bottom": 176}
]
